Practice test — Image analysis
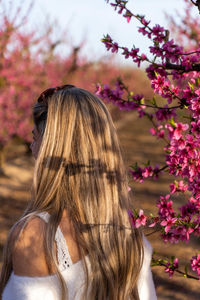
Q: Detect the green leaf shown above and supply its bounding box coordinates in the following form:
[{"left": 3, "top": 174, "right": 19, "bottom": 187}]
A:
[
  {"left": 154, "top": 71, "right": 159, "bottom": 77},
  {"left": 129, "top": 162, "right": 138, "bottom": 170},
  {"left": 165, "top": 149, "right": 172, "bottom": 154},
  {"left": 188, "top": 82, "right": 194, "bottom": 92},
  {"left": 154, "top": 41, "right": 159, "bottom": 47},
  {"left": 140, "top": 97, "right": 145, "bottom": 105},
  {"left": 170, "top": 256, "right": 175, "bottom": 263},
  {"left": 144, "top": 160, "right": 151, "bottom": 167},
  {"left": 163, "top": 259, "right": 168, "bottom": 264},
  {"left": 170, "top": 117, "right": 176, "bottom": 128},
  {"left": 151, "top": 96, "right": 157, "bottom": 106},
  {"left": 195, "top": 77, "right": 199, "bottom": 87},
  {"left": 133, "top": 209, "right": 139, "bottom": 217},
  {"left": 184, "top": 265, "right": 188, "bottom": 275}
]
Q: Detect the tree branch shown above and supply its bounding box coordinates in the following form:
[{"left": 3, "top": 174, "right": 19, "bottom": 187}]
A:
[
  {"left": 153, "top": 260, "right": 199, "bottom": 280},
  {"left": 190, "top": 0, "right": 200, "bottom": 14},
  {"left": 165, "top": 62, "right": 200, "bottom": 72}
]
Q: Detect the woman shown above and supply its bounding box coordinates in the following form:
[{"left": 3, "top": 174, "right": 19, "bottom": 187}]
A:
[{"left": 0, "top": 85, "right": 157, "bottom": 300}]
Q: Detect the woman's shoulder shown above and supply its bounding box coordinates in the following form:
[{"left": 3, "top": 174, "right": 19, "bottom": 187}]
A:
[
  {"left": 12, "top": 215, "right": 46, "bottom": 248},
  {"left": 11, "top": 215, "right": 51, "bottom": 277}
]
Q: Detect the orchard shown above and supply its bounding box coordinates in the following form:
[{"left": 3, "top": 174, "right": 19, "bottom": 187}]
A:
[{"left": 0, "top": 0, "right": 199, "bottom": 298}]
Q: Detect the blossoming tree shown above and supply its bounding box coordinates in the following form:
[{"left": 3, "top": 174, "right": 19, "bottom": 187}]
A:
[
  {"left": 0, "top": 1, "right": 71, "bottom": 171},
  {"left": 95, "top": 0, "right": 200, "bottom": 281},
  {"left": 0, "top": 0, "right": 124, "bottom": 174}
]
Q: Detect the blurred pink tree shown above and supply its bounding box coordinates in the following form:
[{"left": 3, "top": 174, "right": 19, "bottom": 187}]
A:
[{"left": 0, "top": 0, "right": 125, "bottom": 173}]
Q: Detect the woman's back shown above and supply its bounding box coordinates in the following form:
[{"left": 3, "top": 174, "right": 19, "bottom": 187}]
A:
[
  {"left": 1, "top": 86, "right": 158, "bottom": 299},
  {"left": 2, "top": 211, "right": 157, "bottom": 300},
  {"left": 2, "top": 211, "right": 90, "bottom": 299}
]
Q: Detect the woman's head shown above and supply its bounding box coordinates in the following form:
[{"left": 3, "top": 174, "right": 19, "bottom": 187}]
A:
[
  {"left": 30, "top": 85, "right": 129, "bottom": 214},
  {"left": 0, "top": 85, "right": 144, "bottom": 300},
  {"left": 30, "top": 84, "right": 75, "bottom": 159}
]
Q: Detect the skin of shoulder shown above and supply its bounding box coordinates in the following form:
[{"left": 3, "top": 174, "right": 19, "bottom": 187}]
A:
[{"left": 12, "top": 216, "right": 56, "bottom": 277}]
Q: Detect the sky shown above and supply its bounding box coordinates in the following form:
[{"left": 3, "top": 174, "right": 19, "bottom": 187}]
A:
[{"left": 10, "top": 0, "right": 199, "bottom": 65}]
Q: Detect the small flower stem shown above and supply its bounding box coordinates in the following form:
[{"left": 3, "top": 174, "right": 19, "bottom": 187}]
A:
[
  {"left": 153, "top": 260, "right": 199, "bottom": 280},
  {"left": 144, "top": 103, "right": 182, "bottom": 110},
  {"left": 120, "top": 97, "right": 181, "bottom": 110}
]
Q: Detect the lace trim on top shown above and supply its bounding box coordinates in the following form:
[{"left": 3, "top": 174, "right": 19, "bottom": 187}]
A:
[
  {"left": 36, "top": 212, "right": 73, "bottom": 272},
  {"left": 55, "top": 226, "right": 73, "bottom": 271}
]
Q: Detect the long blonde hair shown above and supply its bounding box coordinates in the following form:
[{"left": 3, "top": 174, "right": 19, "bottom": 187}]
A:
[{"left": 0, "top": 86, "right": 144, "bottom": 299}]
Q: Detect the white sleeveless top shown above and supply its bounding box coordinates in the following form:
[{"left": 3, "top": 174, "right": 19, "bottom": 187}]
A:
[{"left": 2, "top": 212, "right": 157, "bottom": 300}]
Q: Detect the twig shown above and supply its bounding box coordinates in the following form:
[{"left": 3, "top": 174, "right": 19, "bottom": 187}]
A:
[
  {"left": 153, "top": 260, "right": 199, "bottom": 280},
  {"left": 190, "top": 0, "right": 200, "bottom": 14}
]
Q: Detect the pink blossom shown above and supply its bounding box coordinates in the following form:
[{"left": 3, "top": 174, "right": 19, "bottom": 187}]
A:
[
  {"left": 157, "top": 195, "right": 175, "bottom": 219},
  {"left": 129, "top": 48, "right": 139, "bottom": 59},
  {"left": 142, "top": 166, "right": 153, "bottom": 178},
  {"left": 170, "top": 180, "right": 188, "bottom": 194},
  {"left": 136, "top": 209, "right": 147, "bottom": 227},
  {"left": 165, "top": 258, "right": 179, "bottom": 278},
  {"left": 123, "top": 9, "right": 132, "bottom": 23},
  {"left": 141, "top": 53, "right": 147, "bottom": 60},
  {"left": 128, "top": 209, "right": 147, "bottom": 228},
  {"left": 149, "top": 216, "right": 159, "bottom": 227},
  {"left": 190, "top": 254, "right": 200, "bottom": 279},
  {"left": 173, "top": 123, "right": 189, "bottom": 140},
  {"left": 141, "top": 17, "right": 150, "bottom": 26},
  {"left": 152, "top": 24, "right": 165, "bottom": 42},
  {"left": 121, "top": 47, "right": 130, "bottom": 59},
  {"left": 155, "top": 106, "right": 176, "bottom": 121},
  {"left": 102, "top": 34, "right": 113, "bottom": 51},
  {"left": 160, "top": 217, "right": 177, "bottom": 233},
  {"left": 111, "top": 42, "right": 119, "bottom": 53},
  {"left": 150, "top": 126, "right": 165, "bottom": 139},
  {"left": 138, "top": 27, "right": 150, "bottom": 37},
  {"left": 151, "top": 75, "right": 170, "bottom": 95}
]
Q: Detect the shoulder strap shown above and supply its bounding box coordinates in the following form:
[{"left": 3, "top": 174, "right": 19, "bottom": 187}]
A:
[
  {"left": 36, "top": 212, "right": 73, "bottom": 271},
  {"left": 36, "top": 212, "right": 50, "bottom": 223}
]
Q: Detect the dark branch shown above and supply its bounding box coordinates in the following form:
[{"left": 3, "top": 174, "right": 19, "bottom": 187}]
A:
[
  {"left": 165, "top": 62, "right": 200, "bottom": 72},
  {"left": 190, "top": 0, "right": 200, "bottom": 14}
]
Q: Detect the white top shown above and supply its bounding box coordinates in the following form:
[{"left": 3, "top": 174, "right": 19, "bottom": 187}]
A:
[{"left": 2, "top": 212, "right": 157, "bottom": 300}]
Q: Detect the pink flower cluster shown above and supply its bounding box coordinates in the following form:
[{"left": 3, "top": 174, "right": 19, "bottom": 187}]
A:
[
  {"left": 129, "top": 165, "right": 160, "bottom": 183},
  {"left": 102, "top": 0, "right": 200, "bottom": 280},
  {"left": 164, "top": 258, "right": 179, "bottom": 278},
  {"left": 191, "top": 255, "right": 200, "bottom": 279},
  {"left": 128, "top": 209, "right": 147, "bottom": 228},
  {"left": 170, "top": 180, "right": 188, "bottom": 194},
  {"left": 95, "top": 80, "right": 146, "bottom": 117}
]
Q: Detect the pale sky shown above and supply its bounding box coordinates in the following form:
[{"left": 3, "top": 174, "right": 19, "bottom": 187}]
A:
[{"left": 9, "top": 0, "right": 199, "bottom": 65}]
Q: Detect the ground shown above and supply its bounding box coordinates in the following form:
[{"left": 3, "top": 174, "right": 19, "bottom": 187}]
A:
[{"left": 0, "top": 105, "right": 199, "bottom": 299}]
